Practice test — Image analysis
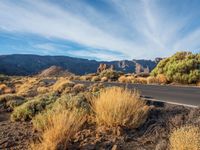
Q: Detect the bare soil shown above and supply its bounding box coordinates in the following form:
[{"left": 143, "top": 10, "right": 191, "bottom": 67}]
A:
[{"left": 0, "top": 103, "right": 198, "bottom": 150}]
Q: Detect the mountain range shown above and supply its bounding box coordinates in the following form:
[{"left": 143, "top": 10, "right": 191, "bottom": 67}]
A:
[{"left": 0, "top": 54, "right": 158, "bottom": 76}]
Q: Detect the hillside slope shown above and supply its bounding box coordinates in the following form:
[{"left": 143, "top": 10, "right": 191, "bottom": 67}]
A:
[{"left": 0, "top": 54, "right": 157, "bottom": 75}]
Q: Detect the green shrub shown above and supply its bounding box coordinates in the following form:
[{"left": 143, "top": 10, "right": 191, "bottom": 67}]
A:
[
  {"left": 151, "top": 52, "right": 200, "bottom": 84},
  {"left": 11, "top": 93, "right": 58, "bottom": 121},
  {"left": 33, "top": 93, "right": 90, "bottom": 131},
  {"left": 99, "top": 69, "right": 123, "bottom": 81},
  {"left": 0, "top": 94, "right": 25, "bottom": 111},
  {"left": 0, "top": 74, "right": 10, "bottom": 82}
]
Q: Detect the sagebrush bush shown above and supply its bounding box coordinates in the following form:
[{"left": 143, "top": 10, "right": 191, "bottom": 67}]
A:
[
  {"left": 31, "top": 109, "right": 85, "bottom": 150},
  {"left": 151, "top": 52, "right": 200, "bottom": 84},
  {"left": 52, "top": 78, "right": 75, "bottom": 93},
  {"left": 147, "top": 76, "right": 159, "bottom": 84},
  {"left": 118, "top": 76, "right": 127, "bottom": 83},
  {"left": 80, "top": 75, "right": 93, "bottom": 81},
  {"left": 101, "top": 77, "right": 108, "bottom": 82},
  {"left": 170, "top": 126, "right": 200, "bottom": 150},
  {"left": 91, "top": 76, "right": 100, "bottom": 82},
  {"left": 72, "top": 84, "right": 86, "bottom": 93},
  {"left": 132, "top": 77, "right": 147, "bottom": 84},
  {"left": 17, "top": 78, "right": 40, "bottom": 97},
  {"left": 33, "top": 94, "right": 89, "bottom": 131},
  {"left": 156, "top": 74, "right": 168, "bottom": 84},
  {"left": 92, "top": 87, "right": 150, "bottom": 128},
  {"left": 11, "top": 93, "right": 58, "bottom": 121},
  {"left": 118, "top": 76, "right": 135, "bottom": 83},
  {"left": 99, "top": 69, "right": 123, "bottom": 81},
  {"left": 0, "top": 94, "right": 25, "bottom": 111}
]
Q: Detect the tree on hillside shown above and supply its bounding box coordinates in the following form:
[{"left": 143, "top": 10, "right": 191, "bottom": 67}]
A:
[{"left": 151, "top": 52, "right": 200, "bottom": 84}]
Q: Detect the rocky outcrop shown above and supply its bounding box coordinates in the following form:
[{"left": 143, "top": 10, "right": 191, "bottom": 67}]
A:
[
  {"left": 0, "top": 54, "right": 157, "bottom": 75},
  {"left": 38, "top": 66, "right": 73, "bottom": 77},
  {"left": 97, "top": 64, "right": 114, "bottom": 73}
]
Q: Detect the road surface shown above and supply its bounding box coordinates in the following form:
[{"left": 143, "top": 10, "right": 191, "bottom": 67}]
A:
[{"left": 74, "top": 81, "right": 200, "bottom": 107}]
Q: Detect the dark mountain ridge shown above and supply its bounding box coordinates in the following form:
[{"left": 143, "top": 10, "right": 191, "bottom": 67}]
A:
[{"left": 0, "top": 54, "right": 158, "bottom": 76}]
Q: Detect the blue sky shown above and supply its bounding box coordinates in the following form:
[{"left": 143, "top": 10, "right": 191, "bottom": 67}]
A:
[{"left": 0, "top": 0, "right": 200, "bottom": 60}]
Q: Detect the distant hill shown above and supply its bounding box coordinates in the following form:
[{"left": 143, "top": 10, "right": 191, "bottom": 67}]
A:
[{"left": 0, "top": 54, "right": 158, "bottom": 76}]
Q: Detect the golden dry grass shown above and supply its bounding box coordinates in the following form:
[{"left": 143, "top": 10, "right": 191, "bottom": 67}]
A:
[
  {"left": 118, "top": 76, "right": 127, "bottom": 83},
  {"left": 101, "top": 77, "right": 108, "bottom": 82},
  {"left": 118, "top": 75, "right": 135, "bottom": 83},
  {"left": 92, "top": 87, "right": 150, "bottom": 128},
  {"left": 132, "top": 77, "right": 147, "bottom": 84},
  {"left": 52, "top": 78, "right": 75, "bottom": 93},
  {"left": 147, "top": 76, "right": 158, "bottom": 84},
  {"left": 17, "top": 77, "right": 39, "bottom": 97},
  {"left": 156, "top": 74, "right": 168, "bottom": 84},
  {"left": 170, "top": 126, "right": 200, "bottom": 150},
  {"left": 72, "top": 84, "right": 86, "bottom": 93},
  {"left": 31, "top": 109, "right": 85, "bottom": 150}
]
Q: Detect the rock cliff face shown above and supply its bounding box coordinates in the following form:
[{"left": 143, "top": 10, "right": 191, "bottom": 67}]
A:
[{"left": 0, "top": 54, "right": 157, "bottom": 75}]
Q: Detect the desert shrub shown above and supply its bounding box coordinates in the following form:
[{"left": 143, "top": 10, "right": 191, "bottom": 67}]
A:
[
  {"left": 56, "top": 93, "right": 91, "bottom": 114},
  {"left": 99, "top": 69, "right": 123, "bottom": 81},
  {"left": 170, "top": 125, "right": 200, "bottom": 150},
  {"left": 72, "top": 84, "right": 86, "bottom": 93},
  {"left": 11, "top": 93, "right": 58, "bottom": 121},
  {"left": 91, "top": 76, "right": 100, "bottom": 82},
  {"left": 80, "top": 75, "right": 93, "bottom": 81},
  {"left": 0, "top": 74, "right": 10, "bottom": 82},
  {"left": 151, "top": 52, "right": 200, "bottom": 84},
  {"left": 33, "top": 94, "right": 89, "bottom": 131},
  {"left": 101, "top": 76, "right": 108, "bottom": 82},
  {"left": 89, "top": 83, "right": 104, "bottom": 93},
  {"left": 147, "top": 76, "right": 159, "bottom": 84},
  {"left": 0, "top": 83, "right": 15, "bottom": 94},
  {"left": 31, "top": 109, "right": 85, "bottom": 150},
  {"left": 132, "top": 77, "right": 147, "bottom": 84},
  {"left": 52, "top": 78, "right": 75, "bottom": 93},
  {"left": 37, "top": 87, "right": 49, "bottom": 94},
  {"left": 17, "top": 78, "right": 42, "bottom": 97},
  {"left": 118, "top": 76, "right": 135, "bottom": 83},
  {"left": 118, "top": 76, "right": 127, "bottom": 83},
  {"left": 92, "top": 87, "right": 150, "bottom": 128},
  {"left": 156, "top": 74, "right": 168, "bottom": 84},
  {"left": 0, "top": 94, "right": 25, "bottom": 111},
  {"left": 197, "top": 81, "right": 200, "bottom": 86}
]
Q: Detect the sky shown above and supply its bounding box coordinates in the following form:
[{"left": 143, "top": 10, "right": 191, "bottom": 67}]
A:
[{"left": 0, "top": 0, "right": 200, "bottom": 61}]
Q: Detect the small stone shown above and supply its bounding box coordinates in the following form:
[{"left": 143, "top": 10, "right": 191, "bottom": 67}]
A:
[
  {"left": 111, "top": 144, "right": 118, "bottom": 150},
  {"left": 155, "top": 139, "right": 168, "bottom": 150},
  {"left": 116, "top": 127, "right": 123, "bottom": 136}
]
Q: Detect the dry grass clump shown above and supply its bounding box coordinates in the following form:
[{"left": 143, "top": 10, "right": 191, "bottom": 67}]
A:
[
  {"left": 0, "top": 94, "right": 25, "bottom": 111},
  {"left": 147, "top": 76, "right": 159, "bottom": 84},
  {"left": 91, "top": 76, "right": 100, "bottom": 82},
  {"left": 156, "top": 74, "right": 168, "bottom": 84},
  {"left": 52, "top": 78, "right": 75, "bottom": 93},
  {"left": 31, "top": 109, "right": 85, "bottom": 150},
  {"left": 132, "top": 77, "right": 147, "bottom": 84},
  {"left": 17, "top": 78, "right": 40, "bottom": 97},
  {"left": 118, "top": 76, "right": 135, "bottom": 83},
  {"left": 80, "top": 75, "right": 93, "bottom": 81},
  {"left": 101, "top": 77, "right": 108, "bottom": 82},
  {"left": 92, "top": 87, "right": 150, "bottom": 128},
  {"left": 170, "top": 125, "right": 200, "bottom": 150},
  {"left": 118, "top": 76, "right": 127, "bottom": 83},
  {"left": 37, "top": 87, "right": 49, "bottom": 94},
  {"left": 72, "top": 84, "right": 86, "bottom": 93},
  {"left": 0, "top": 83, "right": 15, "bottom": 94},
  {"left": 11, "top": 93, "right": 58, "bottom": 121}
]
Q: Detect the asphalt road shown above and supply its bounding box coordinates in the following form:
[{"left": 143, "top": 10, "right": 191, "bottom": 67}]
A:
[{"left": 74, "top": 81, "right": 200, "bottom": 107}]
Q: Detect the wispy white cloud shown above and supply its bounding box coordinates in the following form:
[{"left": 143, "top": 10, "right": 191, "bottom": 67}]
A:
[{"left": 0, "top": 0, "right": 199, "bottom": 60}]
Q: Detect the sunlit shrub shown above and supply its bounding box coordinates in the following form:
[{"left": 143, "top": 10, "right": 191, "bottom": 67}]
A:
[{"left": 92, "top": 87, "right": 150, "bottom": 128}]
